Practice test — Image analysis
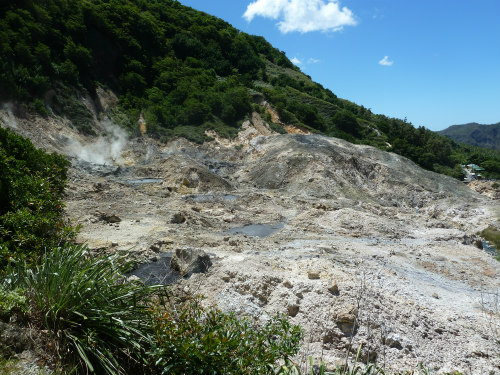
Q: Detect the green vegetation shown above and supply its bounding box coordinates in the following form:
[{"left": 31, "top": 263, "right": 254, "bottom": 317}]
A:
[
  {"left": 438, "top": 122, "right": 500, "bottom": 151},
  {"left": 0, "top": 358, "right": 20, "bottom": 375},
  {"left": 0, "top": 124, "right": 305, "bottom": 375},
  {"left": 1, "top": 0, "right": 498, "bottom": 180},
  {"left": 3, "top": 244, "right": 158, "bottom": 374},
  {"left": 480, "top": 226, "right": 500, "bottom": 258},
  {"left": 0, "top": 284, "right": 28, "bottom": 320},
  {"left": 0, "top": 127, "right": 73, "bottom": 269},
  {"left": 150, "top": 299, "right": 302, "bottom": 375},
  {"left": 1, "top": 244, "right": 302, "bottom": 374}
]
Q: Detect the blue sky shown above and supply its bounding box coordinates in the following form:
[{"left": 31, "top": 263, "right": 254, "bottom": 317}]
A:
[{"left": 178, "top": 0, "right": 500, "bottom": 131}]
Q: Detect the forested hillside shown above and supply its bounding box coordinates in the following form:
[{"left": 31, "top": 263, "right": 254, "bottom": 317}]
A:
[
  {"left": 1, "top": 0, "right": 498, "bottom": 178},
  {"left": 438, "top": 122, "right": 500, "bottom": 151}
]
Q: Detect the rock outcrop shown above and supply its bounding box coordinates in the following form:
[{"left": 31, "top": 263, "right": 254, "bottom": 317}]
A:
[{"left": 2, "top": 106, "right": 500, "bottom": 374}]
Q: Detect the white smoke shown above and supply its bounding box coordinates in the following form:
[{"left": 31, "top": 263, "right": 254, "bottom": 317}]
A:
[
  {"left": 65, "top": 120, "right": 128, "bottom": 165},
  {"left": 0, "top": 103, "right": 19, "bottom": 129}
]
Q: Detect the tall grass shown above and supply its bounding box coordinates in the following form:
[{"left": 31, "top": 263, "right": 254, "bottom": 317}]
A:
[
  {"left": 2, "top": 245, "right": 305, "bottom": 375},
  {"left": 3, "top": 244, "right": 161, "bottom": 375}
]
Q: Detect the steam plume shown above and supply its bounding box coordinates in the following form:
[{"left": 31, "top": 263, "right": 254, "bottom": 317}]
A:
[
  {"left": 0, "top": 103, "right": 19, "bottom": 129},
  {"left": 65, "top": 120, "right": 128, "bottom": 165}
]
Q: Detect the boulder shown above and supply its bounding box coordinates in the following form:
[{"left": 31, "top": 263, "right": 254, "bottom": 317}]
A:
[
  {"left": 287, "top": 304, "right": 300, "bottom": 317},
  {"left": 96, "top": 211, "right": 121, "bottom": 223},
  {"left": 336, "top": 306, "right": 358, "bottom": 336},
  {"left": 385, "top": 332, "right": 412, "bottom": 351},
  {"left": 283, "top": 280, "right": 293, "bottom": 288},
  {"left": 170, "top": 248, "right": 212, "bottom": 276},
  {"left": 327, "top": 281, "right": 339, "bottom": 295}
]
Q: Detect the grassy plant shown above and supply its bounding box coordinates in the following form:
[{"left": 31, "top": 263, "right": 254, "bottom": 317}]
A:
[
  {"left": 481, "top": 226, "right": 500, "bottom": 250},
  {"left": 149, "top": 296, "right": 303, "bottom": 375},
  {"left": 480, "top": 226, "right": 500, "bottom": 260},
  {"left": 0, "top": 283, "right": 29, "bottom": 321},
  {"left": 0, "top": 358, "right": 20, "bottom": 374},
  {"left": 3, "top": 244, "right": 162, "bottom": 375}
]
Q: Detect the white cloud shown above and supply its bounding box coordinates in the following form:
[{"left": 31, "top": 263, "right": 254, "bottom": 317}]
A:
[
  {"left": 378, "top": 56, "right": 394, "bottom": 66},
  {"left": 243, "top": 0, "right": 357, "bottom": 33},
  {"left": 291, "top": 57, "right": 302, "bottom": 65},
  {"left": 307, "top": 57, "right": 320, "bottom": 64}
]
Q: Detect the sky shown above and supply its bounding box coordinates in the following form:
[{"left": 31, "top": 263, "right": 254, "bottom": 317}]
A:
[{"left": 178, "top": 0, "right": 500, "bottom": 132}]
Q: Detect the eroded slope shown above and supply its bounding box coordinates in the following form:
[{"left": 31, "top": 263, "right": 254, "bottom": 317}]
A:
[{"left": 2, "top": 107, "right": 500, "bottom": 374}]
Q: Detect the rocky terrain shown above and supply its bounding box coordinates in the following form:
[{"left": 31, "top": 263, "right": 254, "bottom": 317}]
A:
[
  {"left": 468, "top": 180, "right": 500, "bottom": 201},
  {"left": 1, "top": 100, "right": 500, "bottom": 374}
]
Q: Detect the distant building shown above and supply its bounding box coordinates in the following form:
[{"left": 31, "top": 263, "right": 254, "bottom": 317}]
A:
[{"left": 463, "top": 164, "right": 485, "bottom": 181}]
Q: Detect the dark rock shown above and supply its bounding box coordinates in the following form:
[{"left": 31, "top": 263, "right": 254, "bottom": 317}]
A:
[
  {"left": 171, "top": 213, "right": 186, "bottom": 224},
  {"left": 287, "top": 304, "right": 299, "bottom": 317},
  {"left": 96, "top": 211, "right": 121, "bottom": 223},
  {"left": 327, "top": 281, "right": 340, "bottom": 295},
  {"left": 307, "top": 271, "right": 320, "bottom": 279},
  {"left": 385, "top": 333, "right": 403, "bottom": 350},
  {"left": 357, "top": 345, "right": 378, "bottom": 363},
  {"left": 336, "top": 307, "right": 358, "bottom": 336},
  {"left": 0, "top": 322, "right": 35, "bottom": 356},
  {"left": 322, "top": 328, "right": 342, "bottom": 344},
  {"left": 170, "top": 248, "right": 212, "bottom": 276}
]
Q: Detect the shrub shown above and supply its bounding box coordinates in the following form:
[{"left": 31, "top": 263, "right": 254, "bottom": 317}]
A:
[
  {"left": 480, "top": 226, "right": 500, "bottom": 259},
  {"left": 30, "top": 98, "right": 49, "bottom": 117},
  {"left": 1, "top": 243, "right": 305, "bottom": 375},
  {"left": 269, "top": 122, "right": 287, "bottom": 134},
  {"left": 0, "top": 127, "right": 73, "bottom": 269},
  {"left": 3, "top": 244, "right": 161, "bottom": 374},
  {"left": 0, "top": 283, "right": 29, "bottom": 321},
  {"left": 331, "top": 110, "right": 360, "bottom": 137},
  {"left": 169, "top": 125, "right": 208, "bottom": 144},
  {"left": 51, "top": 85, "right": 96, "bottom": 135},
  {"left": 149, "top": 297, "right": 303, "bottom": 375}
]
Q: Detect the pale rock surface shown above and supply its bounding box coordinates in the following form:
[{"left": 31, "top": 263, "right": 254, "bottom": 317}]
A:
[{"left": 2, "top": 104, "right": 500, "bottom": 374}]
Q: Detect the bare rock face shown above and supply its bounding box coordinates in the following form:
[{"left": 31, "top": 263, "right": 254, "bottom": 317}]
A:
[
  {"left": 170, "top": 248, "right": 212, "bottom": 276},
  {"left": 468, "top": 180, "right": 500, "bottom": 200},
  {"left": 243, "top": 134, "right": 475, "bottom": 207},
  {"left": 0, "top": 322, "right": 33, "bottom": 357},
  {"left": 4, "top": 105, "right": 500, "bottom": 374}
]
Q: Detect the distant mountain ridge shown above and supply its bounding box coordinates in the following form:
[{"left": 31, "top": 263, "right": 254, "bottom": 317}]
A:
[{"left": 438, "top": 122, "right": 500, "bottom": 150}]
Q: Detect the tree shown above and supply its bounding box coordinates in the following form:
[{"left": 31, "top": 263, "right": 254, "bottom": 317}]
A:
[{"left": 332, "top": 110, "right": 360, "bottom": 137}]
